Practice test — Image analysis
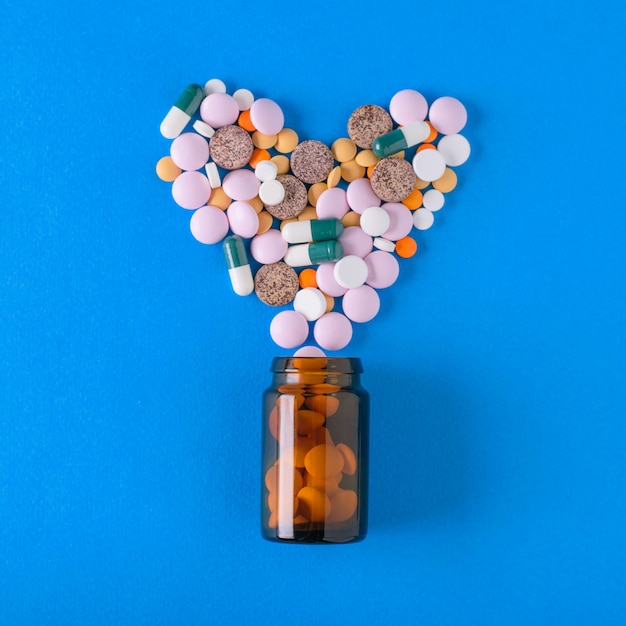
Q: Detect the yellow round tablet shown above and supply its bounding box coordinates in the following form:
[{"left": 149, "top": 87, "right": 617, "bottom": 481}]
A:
[
  {"left": 433, "top": 167, "right": 458, "bottom": 193},
  {"left": 256, "top": 211, "right": 274, "bottom": 234},
  {"left": 252, "top": 131, "right": 277, "bottom": 150},
  {"left": 308, "top": 182, "right": 328, "bottom": 206},
  {"left": 270, "top": 155, "right": 290, "bottom": 175},
  {"left": 342, "top": 211, "right": 360, "bottom": 227},
  {"left": 331, "top": 137, "right": 357, "bottom": 163},
  {"left": 326, "top": 165, "right": 342, "bottom": 188},
  {"left": 414, "top": 176, "right": 430, "bottom": 190},
  {"left": 275, "top": 128, "right": 299, "bottom": 153},
  {"left": 354, "top": 149, "right": 379, "bottom": 168},
  {"left": 156, "top": 156, "right": 181, "bottom": 182},
  {"left": 248, "top": 195, "right": 263, "bottom": 213},
  {"left": 340, "top": 160, "right": 366, "bottom": 182},
  {"left": 297, "top": 206, "right": 318, "bottom": 221},
  {"left": 208, "top": 186, "right": 231, "bottom": 210}
]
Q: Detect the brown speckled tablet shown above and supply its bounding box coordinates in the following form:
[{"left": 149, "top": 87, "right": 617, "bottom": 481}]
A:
[
  {"left": 254, "top": 262, "right": 299, "bottom": 306},
  {"left": 370, "top": 157, "right": 417, "bottom": 202},
  {"left": 289, "top": 140, "right": 334, "bottom": 184},
  {"left": 264, "top": 174, "right": 307, "bottom": 219},
  {"left": 209, "top": 125, "right": 253, "bottom": 170},
  {"left": 347, "top": 105, "right": 393, "bottom": 149}
]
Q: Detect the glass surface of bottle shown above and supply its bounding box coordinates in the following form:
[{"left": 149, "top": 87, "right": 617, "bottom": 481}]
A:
[{"left": 261, "top": 356, "right": 369, "bottom": 544}]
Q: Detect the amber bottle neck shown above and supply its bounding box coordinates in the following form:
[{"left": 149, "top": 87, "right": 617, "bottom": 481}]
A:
[{"left": 270, "top": 357, "right": 363, "bottom": 389}]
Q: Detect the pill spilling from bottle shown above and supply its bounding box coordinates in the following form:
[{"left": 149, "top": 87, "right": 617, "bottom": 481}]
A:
[{"left": 157, "top": 80, "right": 471, "bottom": 353}]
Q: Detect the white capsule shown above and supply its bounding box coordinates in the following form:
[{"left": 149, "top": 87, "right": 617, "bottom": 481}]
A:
[
  {"left": 228, "top": 265, "right": 254, "bottom": 296},
  {"left": 160, "top": 107, "right": 192, "bottom": 140}
]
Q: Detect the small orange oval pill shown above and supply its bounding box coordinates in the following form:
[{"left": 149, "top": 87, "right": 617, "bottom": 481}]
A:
[
  {"left": 304, "top": 471, "right": 342, "bottom": 496},
  {"left": 299, "top": 268, "right": 318, "bottom": 289},
  {"left": 305, "top": 395, "right": 340, "bottom": 416},
  {"left": 416, "top": 143, "right": 436, "bottom": 152},
  {"left": 297, "top": 486, "right": 331, "bottom": 521},
  {"left": 238, "top": 109, "right": 256, "bottom": 132},
  {"left": 156, "top": 156, "right": 182, "bottom": 182},
  {"left": 304, "top": 444, "right": 345, "bottom": 479},
  {"left": 335, "top": 443, "right": 357, "bottom": 476},
  {"left": 295, "top": 409, "right": 326, "bottom": 434},
  {"left": 327, "top": 489, "right": 358, "bottom": 522},
  {"left": 395, "top": 236, "right": 418, "bottom": 258}
]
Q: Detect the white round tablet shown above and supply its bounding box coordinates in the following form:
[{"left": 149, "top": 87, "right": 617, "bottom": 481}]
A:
[
  {"left": 205, "top": 162, "right": 221, "bottom": 188},
  {"left": 193, "top": 119, "right": 215, "bottom": 138},
  {"left": 373, "top": 237, "right": 395, "bottom": 252},
  {"left": 360, "top": 206, "right": 391, "bottom": 237},
  {"left": 293, "top": 287, "right": 327, "bottom": 321},
  {"left": 333, "top": 255, "right": 369, "bottom": 289},
  {"left": 204, "top": 78, "right": 226, "bottom": 96},
  {"left": 233, "top": 88, "right": 254, "bottom": 111},
  {"left": 413, "top": 208, "right": 435, "bottom": 230},
  {"left": 255, "top": 160, "right": 278, "bottom": 182},
  {"left": 412, "top": 150, "right": 446, "bottom": 182},
  {"left": 422, "top": 189, "right": 445, "bottom": 212},
  {"left": 259, "top": 179, "right": 285, "bottom": 206},
  {"left": 436, "top": 134, "right": 471, "bottom": 166}
]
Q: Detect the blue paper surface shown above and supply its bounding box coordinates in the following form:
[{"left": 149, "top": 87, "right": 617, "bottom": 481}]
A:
[{"left": 1, "top": 1, "right": 625, "bottom": 624}]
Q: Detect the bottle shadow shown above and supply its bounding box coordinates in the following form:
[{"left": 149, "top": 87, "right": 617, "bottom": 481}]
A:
[{"left": 367, "top": 364, "right": 473, "bottom": 530}]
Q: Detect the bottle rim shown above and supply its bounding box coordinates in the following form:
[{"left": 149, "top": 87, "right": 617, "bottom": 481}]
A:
[{"left": 270, "top": 356, "right": 363, "bottom": 374}]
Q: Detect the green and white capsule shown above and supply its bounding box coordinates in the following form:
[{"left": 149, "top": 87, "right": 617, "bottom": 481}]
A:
[
  {"left": 372, "top": 120, "right": 431, "bottom": 158},
  {"left": 223, "top": 235, "right": 254, "bottom": 296},
  {"left": 160, "top": 84, "right": 205, "bottom": 139},
  {"left": 281, "top": 218, "right": 344, "bottom": 244},
  {"left": 284, "top": 240, "right": 343, "bottom": 267}
]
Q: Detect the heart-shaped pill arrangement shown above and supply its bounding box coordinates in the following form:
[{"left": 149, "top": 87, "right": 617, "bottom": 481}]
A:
[{"left": 157, "top": 79, "right": 471, "bottom": 354}]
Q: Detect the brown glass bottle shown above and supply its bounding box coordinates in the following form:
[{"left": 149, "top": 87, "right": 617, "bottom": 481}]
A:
[{"left": 261, "top": 357, "right": 369, "bottom": 544}]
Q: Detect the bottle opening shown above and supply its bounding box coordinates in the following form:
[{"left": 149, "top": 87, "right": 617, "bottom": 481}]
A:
[{"left": 270, "top": 356, "right": 363, "bottom": 374}]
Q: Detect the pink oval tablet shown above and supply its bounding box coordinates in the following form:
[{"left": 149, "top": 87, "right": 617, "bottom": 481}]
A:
[
  {"left": 189, "top": 205, "right": 229, "bottom": 244},
  {"left": 250, "top": 229, "right": 287, "bottom": 264},
  {"left": 293, "top": 346, "right": 326, "bottom": 357},
  {"left": 250, "top": 98, "right": 285, "bottom": 135},
  {"left": 227, "top": 201, "right": 259, "bottom": 239},
  {"left": 346, "top": 178, "right": 381, "bottom": 214},
  {"left": 316, "top": 187, "right": 349, "bottom": 220},
  {"left": 381, "top": 203, "right": 413, "bottom": 241},
  {"left": 338, "top": 226, "right": 373, "bottom": 258},
  {"left": 170, "top": 132, "right": 210, "bottom": 171},
  {"left": 342, "top": 285, "right": 380, "bottom": 323},
  {"left": 172, "top": 170, "right": 212, "bottom": 209},
  {"left": 200, "top": 93, "right": 240, "bottom": 128},
  {"left": 314, "top": 312, "right": 353, "bottom": 351},
  {"left": 428, "top": 96, "right": 467, "bottom": 135},
  {"left": 222, "top": 169, "right": 260, "bottom": 201},
  {"left": 316, "top": 263, "right": 347, "bottom": 297},
  {"left": 389, "top": 89, "right": 429, "bottom": 125},
  {"left": 270, "top": 310, "right": 309, "bottom": 349},
  {"left": 364, "top": 250, "right": 400, "bottom": 289}
]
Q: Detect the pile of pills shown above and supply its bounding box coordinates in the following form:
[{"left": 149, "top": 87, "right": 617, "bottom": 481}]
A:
[{"left": 157, "top": 79, "right": 471, "bottom": 354}]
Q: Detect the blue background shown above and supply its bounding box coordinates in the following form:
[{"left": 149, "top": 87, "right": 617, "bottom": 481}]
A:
[{"left": 1, "top": 0, "right": 625, "bottom": 624}]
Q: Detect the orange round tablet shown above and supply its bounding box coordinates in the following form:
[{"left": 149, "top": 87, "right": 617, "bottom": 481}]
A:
[
  {"left": 304, "top": 471, "right": 342, "bottom": 496},
  {"left": 295, "top": 409, "right": 326, "bottom": 434},
  {"left": 249, "top": 148, "right": 271, "bottom": 168},
  {"left": 305, "top": 394, "right": 340, "bottom": 416},
  {"left": 299, "top": 268, "right": 318, "bottom": 289},
  {"left": 304, "top": 444, "right": 345, "bottom": 479},
  {"left": 265, "top": 464, "right": 278, "bottom": 491},
  {"left": 395, "top": 236, "right": 418, "bottom": 258},
  {"left": 238, "top": 109, "right": 256, "bottom": 132},
  {"left": 327, "top": 489, "right": 358, "bottom": 523},
  {"left": 156, "top": 156, "right": 181, "bottom": 182},
  {"left": 297, "top": 486, "right": 331, "bottom": 522},
  {"left": 335, "top": 443, "right": 357, "bottom": 476}
]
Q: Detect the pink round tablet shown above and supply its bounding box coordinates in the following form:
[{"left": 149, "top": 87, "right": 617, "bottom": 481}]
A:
[
  {"left": 170, "top": 132, "right": 210, "bottom": 171},
  {"left": 189, "top": 205, "right": 229, "bottom": 244},
  {"left": 172, "top": 170, "right": 212, "bottom": 209},
  {"left": 428, "top": 96, "right": 467, "bottom": 135},
  {"left": 200, "top": 93, "right": 240, "bottom": 128},
  {"left": 227, "top": 201, "right": 259, "bottom": 239},
  {"left": 339, "top": 226, "right": 373, "bottom": 258},
  {"left": 270, "top": 310, "right": 309, "bottom": 349},
  {"left": 222, "top": 169, "right": 260, "bottom": 201},
  {"left": 346, "top": 178, "right": 381, "bottom": 214},
  {"left": 342, "top": 285, "right": 380, "bottom": 323},
  {"left": 316, "top": 187, "right": 349, "bottom": 220},
  {"left": 364, "top": 250, "right": 400, "bottom": 289},
  {"left": 293, "top": 346, "right": 326, "bottom": 357},
  {"left": 389, "top": 89, "right": 428, "bottom": 125},
  {"left": 314, "top": 312, "right": 353, "bottom": 351},
  {"left": 316, "top": 263, "right": 347, "bottom": 297},
  {"left": 249, "top": 98, "right": 285, "bottom": 135},
  {"left": 381, "top": 203, "right": 414, "bottom": 241},
  {"left": 250, "top": 229, "right": 287, "bottom": 264}
]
